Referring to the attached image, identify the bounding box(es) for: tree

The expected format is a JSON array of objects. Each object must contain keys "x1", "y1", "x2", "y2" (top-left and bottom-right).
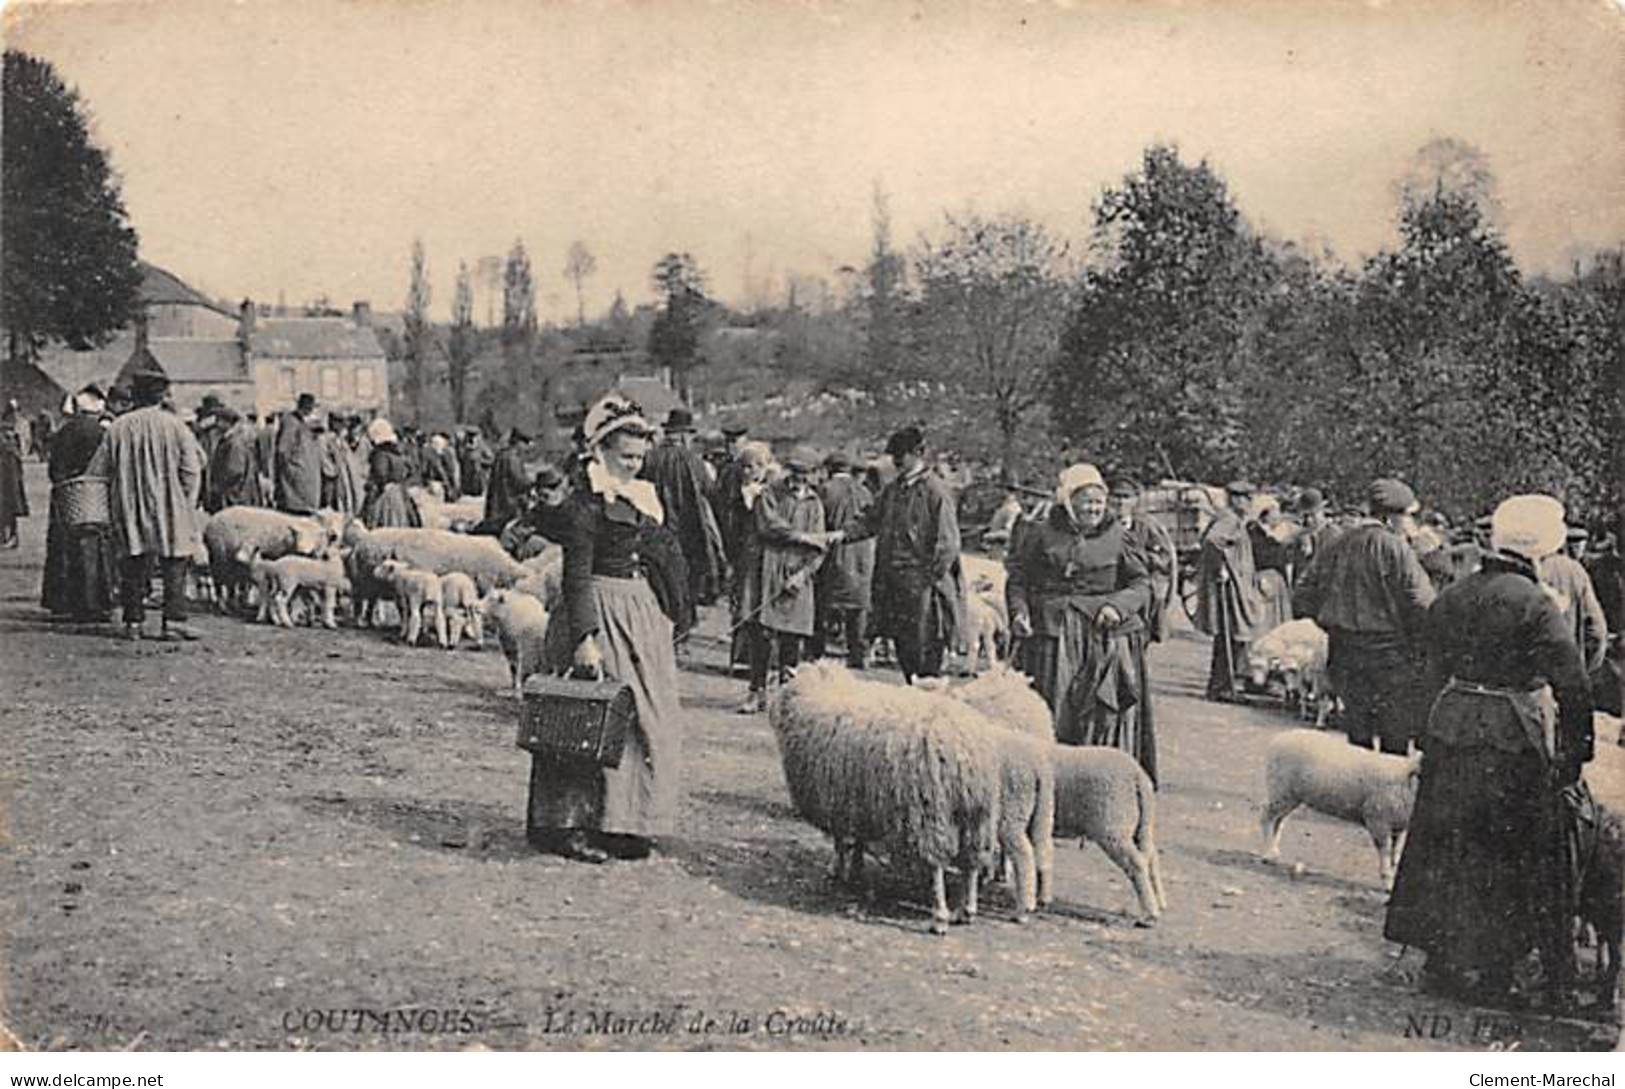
[
  {"x1": 447, "y1": 260, "x2": 476, "y2": 424},
  {"x1": 1, "y1": 50, "x2": 142, "y2": 367},
  {"x1": 1053, "y1": 145, "x2": 1275, "y2": 482},
  {"x1": 502, "y1": 238, "x2": 540, "y2": 427},
  {"x1": 402, "y1": 238, "x2": 433, "y2": 426},
  {"x1": 859, "y1": 182, "x2": 909, "y2": 388},
  {"x1": 913, "y1": 212, "x2": 1069, "y2": 481},
  {"x1": 648, "y1": 253, "x2": 711, "y2": 404},
  {"x1": 563, "y1": 241, "x2": 597, "y2": 328}
]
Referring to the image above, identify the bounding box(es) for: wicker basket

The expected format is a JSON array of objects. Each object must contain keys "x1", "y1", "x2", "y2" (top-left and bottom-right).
[{"x1": 54, "y1": 475, "x2": 111, "y2": 527}]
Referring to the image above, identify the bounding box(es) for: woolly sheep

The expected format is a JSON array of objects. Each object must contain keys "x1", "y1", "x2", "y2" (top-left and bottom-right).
[
  {"x1": 203, "y1": 507, "x2": 331, "y2": 610},
  {"x1": 374, "y1": 559, "x2": 448, "y2": 648},
  {"x1": 410, "y1": 485, "x2": 487, "y2": 533},
  {"x1": 483, "y1": 589, "x2": 550, "y2": 697},
  {"x1": 1248, "y1": 619, "x2": 1334, "y2": 724},
  {"x1": 343, "y1": 523, "x2": 528, "y2": 626},
  {"x1": 439, "y1": 571, "x2": 485, "y2": 649},
  {"x1": 770, "y1": 661, "x2": 1045, "y2": 933},
  {"x1": 510, "y1": 545, "x2": 564, "y2": 610},
  {"x1": 946, "y1": 668, "x2": 1056, "y2": 916},
  {"x1": 1260, "y1": 728, "x2": 1421, "y2": 888},
  {"x1": 951, "y1": 668, "x2": 1167, "y2": 925},
  {"x1": 963, "y1": 590, "x2": 1009, "y2": 674}
]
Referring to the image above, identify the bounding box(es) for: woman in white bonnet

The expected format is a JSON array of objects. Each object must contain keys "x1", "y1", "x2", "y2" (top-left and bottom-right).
[
  {"x1": 1385, "y1": 494, "x2": 1595, "y2": 1012},
  {"x1": 529, "y1": 395, "x2": 685, "y2": 864}
]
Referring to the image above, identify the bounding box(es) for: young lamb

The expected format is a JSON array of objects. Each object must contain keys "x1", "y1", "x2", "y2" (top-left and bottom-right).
[
  {"x1": 374, "y1": 559, "x2": 448, "y2": 647},
  {"x1": 1247, "y1": 618, "x2": 1333, "y2": 725},
  {"x1": 952, "y1": 668, "x2": 1166, "y2": 925},
  {"x1": 770, "y1": 661, "x2": 1045, "y2": 934},
  {"x1": 238, "y1": 548, "x2": 352, "y2": 629},
  {"x1": 1260, "y1": 728, "x2": 1421, "y2": 888},
  {"x1": 204, "y1": 507, "x2": 329, "y2": 612},
  {"x1": 964, "y1": 590, "x2": 1009, "y2": 674},
  {"x1": 483, "y1": 589, "x2": 551, "y2": 696},
  {"x1": 344, "y1": 523, "x2": 528, "y2": 626},
  {"x1": 439, "y1": 571, "x2": 485, "y2": 649}
]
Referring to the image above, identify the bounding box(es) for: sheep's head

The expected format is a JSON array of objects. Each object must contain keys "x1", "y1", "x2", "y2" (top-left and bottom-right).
[
  {"x1": 290, "y1": 523, "x2": 323, "y2": 556},
  {"x1": 375, "y1": 559, "x2": 410, "y2": 583},
  {"x1": 234, "y1": 545, "x2": 259, "y2": 566}
]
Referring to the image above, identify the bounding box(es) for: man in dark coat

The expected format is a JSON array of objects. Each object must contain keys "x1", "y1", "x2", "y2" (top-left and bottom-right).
[
  {"x1": 1194, "y1": 481, "x2": 1270, "y2": 701},
  {"x1": 480, "y1": 427, "x2": 532, "y2": 535},
  {"x1": 207, "y1": 407, "x2": 264, "y2": 512},
  {"x1": 641, "y1": 407, "x2": 726, "y2": 607},
  {"x1": 1288, "y1": 488, "x2": 1342, "y2": 591},
  {"x1": 814, "y1": 451, "x2": 875, "y2": 665},
  {"x1": 274, "y1": 393, "x2": 324, "y2": 515},
  {"x1": 713, "y1": 423, "x2": 752, "y2": 569},
  {"x1": 1111, "y1": 477, "x2": 1176, "y2": 643},
  {"x1": 458, "y1": 428, "x2": 494, "y2": 497},
  {"x1": 1294, "y1": 478, "x2": 1436, "y2": 754},
  {"x1": 843, "y1": 427, "x2": 963, "y2": 685},
  {"x1": 1385, "y1": 494, "x2": 1592, "y2": 1011}
]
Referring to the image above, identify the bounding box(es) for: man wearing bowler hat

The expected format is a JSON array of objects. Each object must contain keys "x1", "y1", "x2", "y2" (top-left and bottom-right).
[
  {"x1": 1294, "y1": 477, "x2": 1436, "y2": 754},
  {"x1": 85, "y1": 355, "x2": 206, "y2": 641},
  {"x1": 274, "y1": 392, "x2": 324, "y2": 516}
]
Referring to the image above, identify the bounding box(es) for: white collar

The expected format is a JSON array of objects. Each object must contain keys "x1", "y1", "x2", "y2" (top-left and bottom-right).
[{"x1": 587, "y1": 459, "x2": 664, "y2": 524}]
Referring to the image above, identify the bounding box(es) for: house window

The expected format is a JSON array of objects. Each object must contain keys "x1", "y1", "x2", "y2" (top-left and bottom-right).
[
  {"x1": 320, "y1": 366, "x2": 341, "y2": 399},
  {"x1": 279, "y1": 367, "x2": 297, "y2": 398},
  {"x1": 355, "y1": 365, "x2": 376, "y2": 399}
]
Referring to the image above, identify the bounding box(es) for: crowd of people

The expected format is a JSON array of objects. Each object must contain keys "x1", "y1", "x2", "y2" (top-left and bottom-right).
[{"x1": 12, "y1": 375, "x2": 1623, "y2": 1014}]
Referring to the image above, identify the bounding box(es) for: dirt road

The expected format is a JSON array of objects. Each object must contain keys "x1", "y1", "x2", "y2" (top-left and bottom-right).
[{"x1": 2, "y1": 462, "x2": 1618, "y2": 1051}]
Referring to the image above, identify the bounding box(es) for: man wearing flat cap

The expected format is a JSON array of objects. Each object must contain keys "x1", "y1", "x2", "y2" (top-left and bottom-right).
[
  {"x1": 1386, "y1": 494, "x2": 1592, "y2": 1010},
  {"x1": 814, "y1": 451, "x2": 875, "y2": 667},
  {"x1": 1293, "y1": 477, "x2": 1435, "y2": 754},
  {"x1": 641, "y1": 406, "x2": 725, "y2": 608},
  {"x1": 1194, "y1": 480, "x2": 1274, "y2": 701},
  {"x1": 837, "y1": 426, "x2": 963, "y2": 685},
  {"x1": 1537, "y1": 521, "x2": 1609, "y2": 678},
  {"x1": 1111, "y1": 477, "x2": 1176, "y2": 643},
  {"x1": 85, "y1": 356, "x2": 206, "y2": 640},
  {"x1": 274, "y1": 392, "x2": 323, "y2": 516}
]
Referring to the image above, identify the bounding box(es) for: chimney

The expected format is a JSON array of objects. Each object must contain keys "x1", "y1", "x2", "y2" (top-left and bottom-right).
[
  {"x1": 352, "y1": 301, "x2": 372, "y2": 328},
  {"x1": 133, "y1": 313, "x2": 149, "y2": 354},
  {"x1": 238, "y1": 299, "x2": 256, "y2": 341}
]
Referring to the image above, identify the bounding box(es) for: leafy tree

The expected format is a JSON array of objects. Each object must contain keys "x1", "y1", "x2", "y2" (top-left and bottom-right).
[
  {"x1": 913, "y1": 212, "x2": 1069, "y2": 481},
  {"x1": 447, "y1": 260, "x2": 476, "y2": 424},
  {"x1": 402, "y1": 238, "x2": 433, "y2": 425},
  {"x1": 1, "y1": 50, "x2": 142, "y2": 367},
  {"x1": 857, "y1": 182, "x2": 909, "y2": 390},
  {"x1": 648, "y1": 252, "x2": 711, "y2": 403},
  {"x1": 502, "y1": 239, "x2": 543, "y2": 432},
  {"x1": 563, "y1": 241, "x2": 597, "y2": 328},
  {"x1": 1053, "y1": 144, "x2": 1274, "y2": 482}
]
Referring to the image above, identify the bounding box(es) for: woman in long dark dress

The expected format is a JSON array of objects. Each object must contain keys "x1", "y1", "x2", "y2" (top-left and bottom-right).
[
  {"x1": 40, "y1": 387, "x2": 116, "y2": 620},
  {"x1": 0, "y1": 400, "x2": 28, "y2": 549},
  {"x1": 359, "y1": 418, "x2": 422, "y2": 529},
  {"x1": 531, "y1": 395, "x2": 686, "y2": 864},
  {"x1": 1007, "y1": 463, "x2": 1158, "y2": 784},
  {"x1": 1385, "y1": 494, "x2": 1593, "y2": 1011}
]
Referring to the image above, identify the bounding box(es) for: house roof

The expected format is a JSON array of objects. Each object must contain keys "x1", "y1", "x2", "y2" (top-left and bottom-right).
[
  {"x1": 251, "y1": 318, "x2": 386, "y2": 360},
  {"x1": 147, "y1": 338, "x2": 248, "y2": 383},
  {"x1": 139, "y1": 261, "x2": 234, "y2": 316}
]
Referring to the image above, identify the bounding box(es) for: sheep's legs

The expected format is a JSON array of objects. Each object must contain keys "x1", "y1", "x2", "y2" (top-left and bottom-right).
[
  {"x1": 1003, "y1": 836, "x2": 1037, "y2": 921},
  {"x1": 1370, "y1": 824, "x2": 1402, "y2": 890},
  {"x1": 929, "y1": 867, "x2": 951, "y2": 935},
  {"x1": 1147, "y1": 842, "x2": 1169, "y2": 913},
  {"x1": 403, "y1": 601, "x2": 422, "y2": 646},
  {"x1": 1102, "y1": 840, "x2": 1161, "y2": 926},
  {"x1": 446, "y1": 612, "x2": 466, "y2": 648},
  {"x1": 952, "y1": 866, "x2": 981, "y2": 925},
  {"x1": 1260, "y1": 798, "x2": 1298, "y2": 859},
  {"x1": 320, "y1": 585, "x2": 338, "y2": 629}
]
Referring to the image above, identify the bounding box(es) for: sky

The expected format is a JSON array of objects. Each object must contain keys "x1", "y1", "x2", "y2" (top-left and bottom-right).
[{"x1": 6, "y1": 0, "x2": 1623, "y2": 324}]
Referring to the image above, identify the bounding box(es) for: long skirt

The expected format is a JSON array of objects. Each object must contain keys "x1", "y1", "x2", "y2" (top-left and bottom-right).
[
  {"x1": 531, "y1": 575, "x2": 684, "y2": 837},
  {"x1": 363, "y1": 483, "x2": 422, "y2": 529},
  {"x1": 40, "y1": 498, "x2": 116, "y2": 619},
  {"x1": 1384, "y1": 742, "x2": 1569, "y2": 977},
  {"x1": 1018, "y1": 611, "x2": 1158, "y2": 786}
]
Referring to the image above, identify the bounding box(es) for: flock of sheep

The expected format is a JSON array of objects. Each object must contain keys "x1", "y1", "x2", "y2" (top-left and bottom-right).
[{"x1": 183, "y1": 499, "x2": 1617, "y2": 995}]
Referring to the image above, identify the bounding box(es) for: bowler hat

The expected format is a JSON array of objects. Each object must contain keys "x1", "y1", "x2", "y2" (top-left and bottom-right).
[
  {"x1": 295, "y1": 392, "x2": 318, "y2": 414},
  {"x1": 1368, "y1": 478, "x2": 1419, "y2": 515},
  {"x1": 1294, "y1": 487, "x2": 1326, "y2": 513},
  {"x1": 665, "y1": 406, "x2": 697, "y2": 432},
  {"x1": 885, "y1": 426, "x2": 925, "y2": 458}
]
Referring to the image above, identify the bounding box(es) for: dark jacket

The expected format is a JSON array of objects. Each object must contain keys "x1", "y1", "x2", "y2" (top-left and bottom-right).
[
  {"x1": 207, "y1": 420, "x2": 264, "y2": 511},
  {"x1": 1294, "y1": 521, "x2": 1434, "y2": 649},
  {"x1": 1007, "y1": 508, "x2": 1150, "y2": 638},
  {"x1": 273, "y1": 413, "x2": 323, "y2": 515},
  {"x1": 558, "y1": 490, "x2": 691, "y2": 643},
  {"x1": 482, "y1": 445, "x2": 530, "y2": 533}
]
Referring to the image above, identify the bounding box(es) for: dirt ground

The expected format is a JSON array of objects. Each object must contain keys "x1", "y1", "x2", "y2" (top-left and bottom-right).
[{"x1": 2, "y1": 460, "x2": 1619, "y2": 1052}]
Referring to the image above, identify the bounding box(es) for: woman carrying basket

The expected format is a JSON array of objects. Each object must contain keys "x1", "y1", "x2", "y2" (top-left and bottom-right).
[
  {"x1": 531, "y1": 395, "x2": 687, "y2": 864},
  {"x1": 41, "y1": 385, "x2": 116, "y2": 621}
]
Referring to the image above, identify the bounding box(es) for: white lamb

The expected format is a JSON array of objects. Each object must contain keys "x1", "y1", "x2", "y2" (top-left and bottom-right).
[
  {"x1": 1260, "y1": 728, "x2": 1421, "y2": 888},
  {"x1": 963, "y1": 589, "x2": 1009, "y2": 673},
  {"x1": 439, "y1": 571, "x2": 485, "y2": 649},
  {"x1": 769, "y1": 662, "x2": 1050, "y2": 933},
  {"x1": 483, "y1": 589, "x2": 551, "y2": 697},
  {"x1": 953, "y1": 668, "x2": 1167, "y2": 925},
  {"x1": 1247, "y1": 618, "x2": 1333, "y2": 724},
  {"x1": 203, "y1": 506, "x2": 332, "y2": 611},
  {"x1": 374, "y1": 559, "x2": 448, "y2": 648},
  {"x1": 238, "y1": 548, "x2": 352, "y2": 629},
  {"x1": 344, "y1": 523, "x2": 529, "y2": 626}
]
